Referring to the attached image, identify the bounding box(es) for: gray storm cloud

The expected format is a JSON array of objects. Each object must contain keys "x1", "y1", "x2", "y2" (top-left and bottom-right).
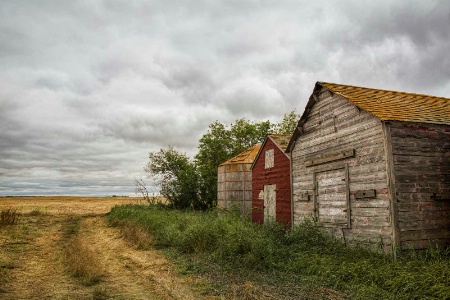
[{"x1": 0, "y1": 0, "x2": 449, "y2": 195}]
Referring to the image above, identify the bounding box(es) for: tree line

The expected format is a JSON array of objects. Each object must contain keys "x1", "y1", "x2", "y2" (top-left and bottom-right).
[{"x1": 138, "y1": 110, "x2": 300, "y2": 209}]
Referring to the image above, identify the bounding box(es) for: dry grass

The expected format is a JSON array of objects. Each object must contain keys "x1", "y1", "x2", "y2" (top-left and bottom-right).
[
  {"x1": 0, "y1": 196, "x2": 141, "y2": 215},
  {"x1": 65, "y1": 235, "x2": 104, "y2": 286},
  {"x1": 63, "y1": 217, "x2": 104, "y2": 286},
  {"x1": 229, "y1": 281, "x2": 275, "y2": 300},
  {"x1": 120, "y1": 222, "x2": 154, "y2": 250},
  {"x1": 0, "y1": 197, "x2": 207, "y2": 299},
  {"x1": 0, "y1": 208, "x2": 19, "y2": 227}
]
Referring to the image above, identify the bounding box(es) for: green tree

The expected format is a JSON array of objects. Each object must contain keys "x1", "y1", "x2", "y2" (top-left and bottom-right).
[
  {"x1": 143, "y1": 111, "x2": 301, "y2": 210},
  {"x1": 195, "y1": 118, "x2": 274, "y2": 207},
  {"x1": 274, "y1": 110, "x2": 301, "y2": 135},
  {"x1": 144, "y1": 146, "x2": 202, "y2": 209},
  {"x1": 230, "y1": 118, "x2": 273, "y2": 155},
  {"x1": 194, "y1": 121, "x2": 232, "y2": 204}
]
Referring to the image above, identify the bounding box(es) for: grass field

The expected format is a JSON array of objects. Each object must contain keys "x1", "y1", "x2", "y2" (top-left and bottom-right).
[
  {"x1": 0, "y1": 196, "x2": 142, "y2": 215},
  {"x1": 2, "y1": 197, "x2": 449, "y2": 299},
  {"x1": 0, "y1": 196, "x2": 208, "y2": 300},
  {"x1": 107, "y1": 204, "x2": 450, "y2": 300}
]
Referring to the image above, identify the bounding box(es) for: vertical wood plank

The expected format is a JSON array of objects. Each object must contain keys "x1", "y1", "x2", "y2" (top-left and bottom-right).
[
  {"x1": 313, "y1": 172, "x2": 318, "y2": 222},
  {"x1": 382, "y1": 121, "x2": 399, "y2": 255},
  {"x1": 345, "y1": 163, "x2": 351, "y2": 228},
  {"x1": 290, "y1": 150, "x2": 295, "y2": 228}
]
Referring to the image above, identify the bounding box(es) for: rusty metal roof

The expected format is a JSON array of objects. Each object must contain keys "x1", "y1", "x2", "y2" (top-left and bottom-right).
[
  {"x1": 219, "y1": 144, "x2": 261, "y2": 166},
  {"x1": 268, "y1": 134, "x2": 291, "y2": 152},
  {"x1": 320, "y1": 82, "x2": 450, "y2": 125}
]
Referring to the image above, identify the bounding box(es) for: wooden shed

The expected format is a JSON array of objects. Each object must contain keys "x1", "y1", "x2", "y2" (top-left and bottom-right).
[
  {"x1": 217, "y1": 145, "x2": 261, "y2": 217},
  {"x1": 251, "y1": 134, "x2": 292, "y2": 226},
  {"x1": 286, "y1": 82, "x2": 450, "y2": 252}
]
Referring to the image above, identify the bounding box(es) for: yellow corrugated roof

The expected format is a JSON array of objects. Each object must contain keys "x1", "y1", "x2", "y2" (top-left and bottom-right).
[
  {"x1": 320, "y1": 82, "x2": 450, "y2": 125},
  {"x1": 219, "y1": 144, "x2": 261, "y2": 165}
]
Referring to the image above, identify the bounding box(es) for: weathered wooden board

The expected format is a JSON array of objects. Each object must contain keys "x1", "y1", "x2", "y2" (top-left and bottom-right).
[
  {"x1": 400, "y1": 238, "x2": 449, "y2": 250},
  {"x1": 397, "y1": 201, "x2": 450, "y2": 210},
  {"x1": 398, "y1": 219, "x2": 449, "y2": 231},
  {"x1": 355, "y1": 189, "x2": 376, "y2": 199},
  {"x1": 351, "y1": 207, "x2": 390, "y2": 217},
  {"x1": 351, "y1": 216, "x2": 391, "y2": 227},
  {"x1": 291, "y1": 89, "x2": 407, "y2": 250},
  {"x1": 306, "y1": 150, "x2": 355, "y2": 167},
  {"x1": 350, "y1": 199, "x2": 390, "y2": 208}
]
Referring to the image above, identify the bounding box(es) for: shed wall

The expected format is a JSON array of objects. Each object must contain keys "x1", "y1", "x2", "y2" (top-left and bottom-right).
[
  {"x1": 388, "y1": 121, "x2": 450, "y2": 250},
  {"x1": 291, "y1": 88, "x2": 393, "y2": 251},
  {"x1": 217, "y1": 163, "x2": 252, "y2": 217},
  {"x1": 252, "y1": 138, "x2": 291, "y2": 225}
]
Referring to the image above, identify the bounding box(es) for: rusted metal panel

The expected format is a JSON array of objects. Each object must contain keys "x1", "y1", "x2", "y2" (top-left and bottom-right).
[{"x1": 219, "y1": 145, "x2": 261, "y2": 166}]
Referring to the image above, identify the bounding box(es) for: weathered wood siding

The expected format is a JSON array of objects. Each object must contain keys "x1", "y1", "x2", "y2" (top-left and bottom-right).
[
  {"x1": 217, "y1": 163, "x2": 252, "y2": 217},
  {"x1": 252, "y1": 138, "x2": 291, "y2": 225},
  {"x1": 291, "y1": 87, "x2": 393, "y2": 251},
  {"x1": 388, "y1": 121, "x2": 450, "y2": 250}
]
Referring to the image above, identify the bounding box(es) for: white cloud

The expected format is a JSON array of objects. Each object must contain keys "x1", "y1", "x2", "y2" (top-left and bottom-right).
[{"x1": 0, "y1": 0, "x2": 448, "y2": 195}]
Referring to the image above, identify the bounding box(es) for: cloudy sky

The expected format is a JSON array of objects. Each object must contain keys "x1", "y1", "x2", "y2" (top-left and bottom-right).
[{"x1": 1, "y1": 1, "x2": 449, "y2": 196}]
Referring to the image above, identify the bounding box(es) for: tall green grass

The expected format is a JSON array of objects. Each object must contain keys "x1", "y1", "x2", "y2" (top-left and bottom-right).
[{"x1": 107, "y1": 204, "x2": 450, "y2": 299}]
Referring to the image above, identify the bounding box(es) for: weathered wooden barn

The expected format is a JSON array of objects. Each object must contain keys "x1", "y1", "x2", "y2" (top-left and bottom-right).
[
  {"x1": 286, "y1": 82, "x2": 450, "y2": 252},
  {"x1": 217, "y1": 145, "x2": 261, "y2": 217},
  {"x1": 251, "y1": 134, "x2": 292, "y2": 226}
]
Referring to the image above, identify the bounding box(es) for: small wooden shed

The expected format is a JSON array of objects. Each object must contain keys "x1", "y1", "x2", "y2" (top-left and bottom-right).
[
  {"x1": 251, "y1": 134, "x2": 292, "y2": 226},
  {"x1": 217, "y1": 145, "x2": 261, "y2": 217},
  {"x1": 286, "y1": 82, "x2": 450, "y2": 252}
]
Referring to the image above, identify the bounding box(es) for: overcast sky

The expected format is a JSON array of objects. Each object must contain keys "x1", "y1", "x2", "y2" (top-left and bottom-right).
[{"x1": 1, "y1": 0, "x2": 449, "y2": 196}]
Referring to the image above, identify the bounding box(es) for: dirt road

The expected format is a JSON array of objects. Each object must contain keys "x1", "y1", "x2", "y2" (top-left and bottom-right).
[{"x1": 0, "y1": 197, "x2": 210, "y2": 300}]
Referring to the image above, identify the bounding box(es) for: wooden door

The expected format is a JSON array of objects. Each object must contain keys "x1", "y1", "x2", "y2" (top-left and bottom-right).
[
  {"x1": 315, "y1": 168, "x2": 348, "y2": 226},
  {"x1": 264, "y1": 184, "x2": 276, "y2": 222}
]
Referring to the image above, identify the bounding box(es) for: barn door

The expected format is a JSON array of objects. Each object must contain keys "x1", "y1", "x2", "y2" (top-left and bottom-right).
[
  {"x1": 264, "y1": 184, "x2": 276, "y2": 222},
  {"x1": 314, "y1": 167, "x2": 350, "y2": 227}
]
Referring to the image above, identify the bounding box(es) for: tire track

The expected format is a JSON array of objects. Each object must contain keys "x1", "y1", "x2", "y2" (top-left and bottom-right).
[
  {"x1": 3, "y1": 215, "x2": 92, "y2": 300},
  {"x1": 78, "y1": 216, "x2": 204, "y2": 300}
]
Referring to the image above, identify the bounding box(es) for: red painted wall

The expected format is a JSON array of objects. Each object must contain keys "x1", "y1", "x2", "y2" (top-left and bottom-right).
[{"x1": 251, "y1": 138, "x2": 291, "y2": 226}]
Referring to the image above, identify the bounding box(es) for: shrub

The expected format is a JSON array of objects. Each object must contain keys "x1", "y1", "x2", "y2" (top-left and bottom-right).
[{"x1": 0, "y1": 208, "x2": 19, "y2": 226}]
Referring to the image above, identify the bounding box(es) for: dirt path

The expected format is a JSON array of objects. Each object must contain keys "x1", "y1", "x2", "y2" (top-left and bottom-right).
[
  {"x1": 78, "y1": 216, "x2": 201, "y2": 300},
  {"x1": 0, "y1": 197, "x2": 211, "y2": 300},
  {"x1": 1, "y1": 214, "x2": 92, "y2": 299}
]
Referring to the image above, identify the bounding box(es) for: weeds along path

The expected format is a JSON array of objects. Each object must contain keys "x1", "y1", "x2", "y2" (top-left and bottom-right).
[{"x1": 78, "y1": 216, "x2": 203, "y2": 300}]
